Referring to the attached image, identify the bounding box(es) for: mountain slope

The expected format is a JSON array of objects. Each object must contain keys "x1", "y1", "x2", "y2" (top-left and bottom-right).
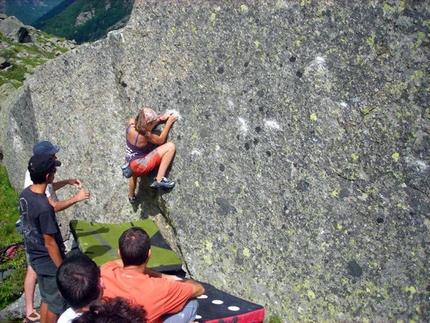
[
  {"x1": 32, "y1": 0, "x2": 134, "y2": 44},
  {"x1": 0, "y1": 14, "x2": 76, "y2": 103},
  {"x1": 0, "y1": 0, "x2": 64, "y2": 25}
]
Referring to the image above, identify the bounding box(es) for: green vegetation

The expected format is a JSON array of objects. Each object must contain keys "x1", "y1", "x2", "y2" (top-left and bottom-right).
[
  {"x1": 32, "y1": 0, "x2": 78, "y2": 22},
  {"x1": 1, "y1": 65, "x2": 27, "y2": 87},
  {"x1": 0, "y1": 33, "x2": 69, "y2": 88},
  {"x1": 33, "y1": 0, "x2": 133, "y2": 44},
  {"x1": 268, "y1": 316, "x2": 282, "y2": 323},
  {"x1": 0, "y1": 165, "x2": 25, "y2": 311},
  {"x1": 2, "y1": 0, "x2": 65, "y2": 25}
]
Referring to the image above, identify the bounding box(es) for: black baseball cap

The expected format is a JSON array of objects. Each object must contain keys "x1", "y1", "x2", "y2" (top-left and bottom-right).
[{"x1": 28, "y1": 153, "x2": 61, "y2": 175}]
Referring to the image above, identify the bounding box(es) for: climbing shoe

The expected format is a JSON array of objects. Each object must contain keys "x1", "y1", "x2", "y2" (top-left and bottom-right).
[{"x1": 150, "y1": 177, "x2": 175, "y2": 189}]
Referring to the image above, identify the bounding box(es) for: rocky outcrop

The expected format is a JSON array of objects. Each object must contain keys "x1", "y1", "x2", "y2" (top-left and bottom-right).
[
  {"x1": 0, "y1": 1, "x2": 429, "y2": 322},
  {"x1": 75, "y1": 10, "x2": 95, "y2": 26},
  {"x1": 0, "y1": 15, "x2": 77, "y2": 109},
  {"x1": 0, "y1": 14, "x2": 59, "y2": 45},
  {"x1": 0, "y1": 15, "x2": 32, "y2": 43},
  {"x1": 0, "y1": 15, "x2": 77, "y2": 49}
]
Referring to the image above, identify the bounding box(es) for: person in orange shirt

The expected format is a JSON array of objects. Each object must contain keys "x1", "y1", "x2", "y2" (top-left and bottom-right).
[{"x1": 100, "y1": 227, "x2": 205, "y2": 323}]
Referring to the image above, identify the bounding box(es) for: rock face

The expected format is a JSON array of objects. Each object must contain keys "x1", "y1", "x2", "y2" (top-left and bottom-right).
[
  {"x1": 1, "y1": 1, "x2": 429, "y2": 322},
  {"x1": 75, "y1": 10, "x2": 95, "y2": 26},
  {"x1": 0, "y1": 15, "x2": 32, "y2": 42}
]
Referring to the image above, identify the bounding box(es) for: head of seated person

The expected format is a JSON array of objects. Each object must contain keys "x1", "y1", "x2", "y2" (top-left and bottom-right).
[
  {"x1": 71, "y1": 297, "x2": 147, "y2": 323},
  {"x1": 119, "y1": 227, "x2": 151, "y2": 267},
  {"x1": 56, "y1": 253, "x2": 102, "y2": 311}
]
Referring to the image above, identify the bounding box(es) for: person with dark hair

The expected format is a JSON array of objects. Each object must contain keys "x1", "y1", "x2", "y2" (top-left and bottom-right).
[
  {"x1": 24, "y1": 141, "x2": 90, "y2": 212},
  {"x1": 19, "y1": 154, "x2": 67, "y2": 323},
  {"x1": 21, "y1": 141, "x2": 90, "y2": 323},
  {"x1": 56, "y1": 254, "x2": 104, "y2": 323},
  {"x1": 101, "y1": 227, "x2": 204, "y2": 323},
  {"x1": 71, "y1": 297, "x2": 147, "y2": 323},
  {"x1": 125, "y1": 108, "x2": 178, "y2": 203}
]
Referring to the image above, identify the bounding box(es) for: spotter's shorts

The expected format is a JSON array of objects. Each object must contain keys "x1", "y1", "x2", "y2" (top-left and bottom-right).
[{"x1": 36, "y1": 273, "x2": 67, "y2": 314}]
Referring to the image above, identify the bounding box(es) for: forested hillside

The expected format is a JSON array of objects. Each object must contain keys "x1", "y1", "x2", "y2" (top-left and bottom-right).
[
  {"x1": 32, "y1": 0, "x2": 134, "y2": 44},
  {"x1": 0, "y1": 0, "x2": 64, "y2": 25}
]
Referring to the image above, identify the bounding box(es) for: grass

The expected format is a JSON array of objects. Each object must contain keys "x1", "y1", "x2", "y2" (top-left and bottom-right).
[
  {"x1": 0, "y1": 32, "x2": 71, "y2": 88},
  {"x1": 0, "y1": 165, "x2": 21, "y2": 245},
  {"x1": 0, "y1": 164, "x2": 26, "y2": 311},
  {"x1": 0, "y1": 65, "x2": 27, "y2": 87}
]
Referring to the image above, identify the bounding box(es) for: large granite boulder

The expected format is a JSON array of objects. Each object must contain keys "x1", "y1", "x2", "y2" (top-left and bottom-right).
[
  {"x1": 0, "y1": 15, "x2": 32, "y2": 43},
  {"x1": 1, "y1": 1, "x2": 429, "y2": 322}
]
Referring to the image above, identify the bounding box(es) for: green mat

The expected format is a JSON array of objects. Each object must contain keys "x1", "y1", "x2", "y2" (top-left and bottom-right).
[{"x1": 69, "y1": 219, "x2": 182, "y2": 272}]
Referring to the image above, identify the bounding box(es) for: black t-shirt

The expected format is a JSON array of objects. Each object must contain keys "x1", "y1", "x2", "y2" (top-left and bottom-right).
[{"x1": 19, "y1": 186, "x2": 65, "y2": 274}]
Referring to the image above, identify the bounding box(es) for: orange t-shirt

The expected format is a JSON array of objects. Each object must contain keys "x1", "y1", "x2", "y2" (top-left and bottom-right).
[{"x1": 100, "y1": 261, "x2": 194, "y2": 323}]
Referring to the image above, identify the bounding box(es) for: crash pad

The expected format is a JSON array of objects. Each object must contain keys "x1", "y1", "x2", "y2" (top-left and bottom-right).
[
  {"x1": 69, "y1": 219, "x2": 182, "y2": 272},
  {"x1": 196, "y1": 282, "x2": 265, "y2": 323},
  {"x1": 70, "y1": 220, "x2": 265, "y2": 322}
]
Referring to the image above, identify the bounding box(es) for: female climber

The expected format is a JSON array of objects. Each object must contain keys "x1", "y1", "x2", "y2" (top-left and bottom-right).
[{"x1": 125, "y1": 108, "x2": 178, "y2": 203}]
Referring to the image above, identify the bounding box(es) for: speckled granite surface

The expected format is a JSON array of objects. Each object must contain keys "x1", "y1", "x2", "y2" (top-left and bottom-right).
[{"x1": 1, "y1": 1, "x2": 428, "y2": 322}]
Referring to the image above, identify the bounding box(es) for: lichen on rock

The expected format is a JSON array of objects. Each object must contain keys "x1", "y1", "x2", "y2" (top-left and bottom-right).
[{"x1": 0, "y1": 1, "x2": 429, "y2": 322}]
